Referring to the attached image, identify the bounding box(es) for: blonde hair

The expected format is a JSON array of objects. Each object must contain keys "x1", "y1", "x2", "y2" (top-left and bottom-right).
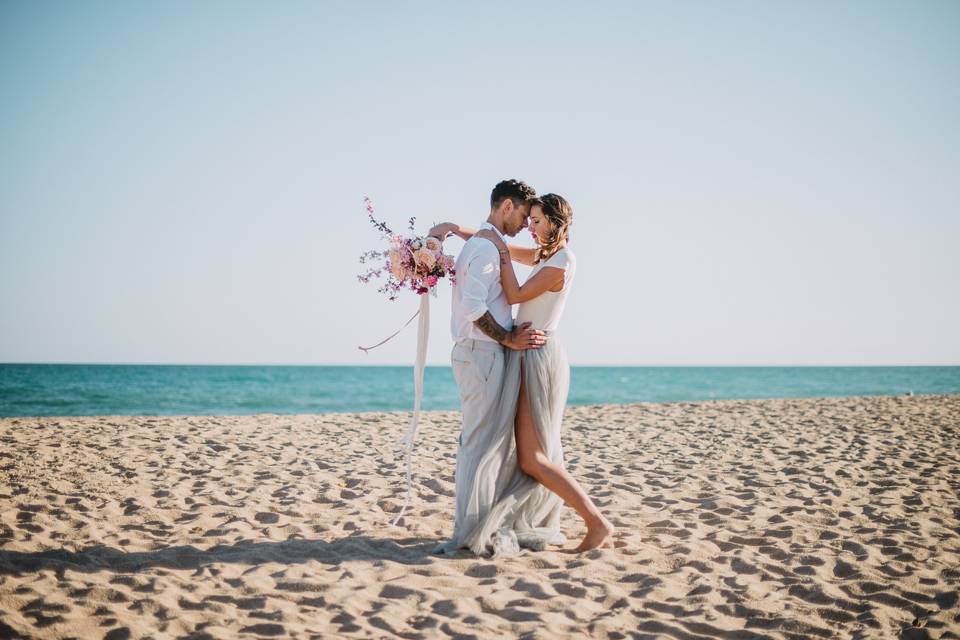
[{"x1": 533, "y1": 193, "x2": 573, "y2": 264}]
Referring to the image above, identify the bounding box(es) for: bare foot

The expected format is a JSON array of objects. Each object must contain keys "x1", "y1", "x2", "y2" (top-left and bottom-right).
[{"x1": 570, "y1": 517, "x2": 616, "y2": 553}]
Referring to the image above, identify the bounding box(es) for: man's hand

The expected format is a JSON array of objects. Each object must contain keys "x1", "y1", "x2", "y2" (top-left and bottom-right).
[{"x1": 502, "y1": 321, "x2": 547, "y2": 351}]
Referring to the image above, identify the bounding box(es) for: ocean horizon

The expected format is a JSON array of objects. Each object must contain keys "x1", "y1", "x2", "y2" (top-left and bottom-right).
[{"x1": 1, "y1": 363, "x2": 958, "y2": 417}]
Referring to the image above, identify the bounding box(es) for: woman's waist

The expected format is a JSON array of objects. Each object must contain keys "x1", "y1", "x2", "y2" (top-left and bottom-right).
[
  {"x1": 514, "y1": 333, "x2": 567, "y2": 359},
  {"x1": 515, "y1": 308, "x2": 563, "y2": 331},
  {"x1": 521, "y1": 328, "x2": 562, "y2": 345},
  {"x1": 513, "y1": 318, "x2": 560, "y2": 334},
  {"x1": 512, "y1": 319, "x2": 555, "y2": 334}
]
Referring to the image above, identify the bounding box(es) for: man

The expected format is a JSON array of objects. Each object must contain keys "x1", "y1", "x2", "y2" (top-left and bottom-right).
[{"x1": 428, "y1": 179, "x2": 547, "y2": 555}]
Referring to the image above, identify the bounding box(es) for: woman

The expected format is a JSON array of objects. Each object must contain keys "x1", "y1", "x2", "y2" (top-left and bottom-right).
[{"x1": 433, "y1": 194, "x2": 616, "y2": 556}]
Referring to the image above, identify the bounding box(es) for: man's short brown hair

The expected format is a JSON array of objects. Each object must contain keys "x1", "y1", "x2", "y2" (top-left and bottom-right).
[{"x1": 490, "y1": 179, "x2": 536, "y2": 209}]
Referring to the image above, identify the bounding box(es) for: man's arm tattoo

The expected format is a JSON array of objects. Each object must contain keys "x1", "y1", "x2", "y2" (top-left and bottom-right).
[{"x1": 473, "y1": 311, "x2": 509, "y2": 344}]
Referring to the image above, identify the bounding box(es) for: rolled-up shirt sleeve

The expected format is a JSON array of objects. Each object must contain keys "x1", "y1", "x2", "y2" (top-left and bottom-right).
[{"x1": 461, "y1": 244, "x2": 500, "y2": 322}]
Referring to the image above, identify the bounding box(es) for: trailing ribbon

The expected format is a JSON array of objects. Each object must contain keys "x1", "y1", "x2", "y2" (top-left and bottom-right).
[
  {"x1": 355, "y1": 296, "x2": 430, "y2": 526},
  {"x1": 357, "y1": 308, "x2": 421, "y2": 353},
  {"x1": 390, "y1": 293, "x2": 429, "y2": 526}
]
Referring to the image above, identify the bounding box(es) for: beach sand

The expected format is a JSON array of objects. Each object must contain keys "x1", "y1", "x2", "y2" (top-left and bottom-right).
[{"x1": 1, "y1": 394, "x2": 958, "y2": 639}]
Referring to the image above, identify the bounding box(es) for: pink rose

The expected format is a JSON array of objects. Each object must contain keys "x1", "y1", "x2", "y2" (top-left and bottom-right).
[
  {"x1": 424, "y1": 236, "x2": 442, "y2": 252},
  {"x1": 413, "y1": 247, "x2": 436, "y2": 270},
  {"x1": 425, "y1": 275, "x2": 439, "y2": 287}
]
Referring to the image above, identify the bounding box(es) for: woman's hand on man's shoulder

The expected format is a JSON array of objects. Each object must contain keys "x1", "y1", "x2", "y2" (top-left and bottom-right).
[{"x1": 474, "y1": 229, "x2": 507, "y2": 252}]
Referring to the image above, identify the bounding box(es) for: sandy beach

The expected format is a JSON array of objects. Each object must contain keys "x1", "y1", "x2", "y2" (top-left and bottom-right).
[{"x1": 0, "y1": 394, "x2": 958, "y2": 639}]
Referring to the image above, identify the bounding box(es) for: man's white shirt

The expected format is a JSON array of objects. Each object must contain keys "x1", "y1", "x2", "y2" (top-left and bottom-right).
[{"x1": 450, "y1": 222, "x2": 513, "y2": 343}]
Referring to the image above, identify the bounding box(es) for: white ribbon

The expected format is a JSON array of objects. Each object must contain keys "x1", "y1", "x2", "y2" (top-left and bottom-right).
[{"x1": 390, "y1": 292, "x2": 429, "y2": 526}]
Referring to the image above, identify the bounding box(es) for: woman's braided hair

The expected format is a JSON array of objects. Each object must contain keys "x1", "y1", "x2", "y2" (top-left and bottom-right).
[{"x1": 533, "y1": 193, "x2": 573, "y2": 264}]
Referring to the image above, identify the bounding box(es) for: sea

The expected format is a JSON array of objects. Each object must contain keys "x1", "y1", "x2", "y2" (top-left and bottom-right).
[{"x1": 0, "y1": 364, "x2": 958, "y2": 417}]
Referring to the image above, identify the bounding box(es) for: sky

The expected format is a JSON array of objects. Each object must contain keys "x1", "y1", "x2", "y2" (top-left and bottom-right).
[{"x1": 1, "y1": 1, "x2": 958, "y2": 366}]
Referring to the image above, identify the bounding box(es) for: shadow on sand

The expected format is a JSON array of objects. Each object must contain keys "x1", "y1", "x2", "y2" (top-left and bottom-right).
[{"x1": 0, "y1": 535, "x2": 445, "y2": 576}]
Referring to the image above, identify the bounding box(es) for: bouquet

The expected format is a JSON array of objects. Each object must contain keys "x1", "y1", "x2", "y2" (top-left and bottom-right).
[
  {"x1": 356, "y1": 196, "x2": 455, "y2": 526},
  {"x1": 358, "y1": 197, "x2": 456, "y2": 300}
]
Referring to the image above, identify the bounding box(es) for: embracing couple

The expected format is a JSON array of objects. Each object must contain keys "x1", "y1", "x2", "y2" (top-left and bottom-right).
[{"x1": 428, "y1": 179, "x2": 616, "y2": 558}]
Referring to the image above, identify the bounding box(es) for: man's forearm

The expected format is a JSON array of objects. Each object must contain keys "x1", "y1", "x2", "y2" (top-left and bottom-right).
[{"x1": 473, "y1": 311, "x2": 509, "y2": 344}]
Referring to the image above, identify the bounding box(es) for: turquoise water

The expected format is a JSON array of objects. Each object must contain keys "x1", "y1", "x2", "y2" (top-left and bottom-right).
[{"x1": 1, "y1": 364, "x2": 958, "y2": 417}]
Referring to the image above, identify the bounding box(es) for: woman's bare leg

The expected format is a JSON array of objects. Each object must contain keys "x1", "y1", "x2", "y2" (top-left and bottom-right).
[{"x1": 515, "y1": 361, "x2": 615, "y2": 551}]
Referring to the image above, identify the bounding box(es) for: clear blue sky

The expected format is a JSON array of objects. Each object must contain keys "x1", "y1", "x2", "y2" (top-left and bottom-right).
[{"x1": 1, "y1": 1, "x2": 958, "y2": 365}]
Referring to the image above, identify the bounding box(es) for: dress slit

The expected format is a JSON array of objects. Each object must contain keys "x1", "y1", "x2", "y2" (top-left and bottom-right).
[{"x1": 434, "y1": 340, "x2": 570, "y2": 557}]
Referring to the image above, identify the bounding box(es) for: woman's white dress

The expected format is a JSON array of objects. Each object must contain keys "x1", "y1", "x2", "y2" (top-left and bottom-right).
[{"x1": 434, "y1": 247, "x2": 577, "y2": 558}]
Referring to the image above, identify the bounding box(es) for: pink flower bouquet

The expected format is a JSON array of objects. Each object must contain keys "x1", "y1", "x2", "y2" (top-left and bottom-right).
[{"x1": 358, "y1": 197, "x2": 456, "y2": 300}]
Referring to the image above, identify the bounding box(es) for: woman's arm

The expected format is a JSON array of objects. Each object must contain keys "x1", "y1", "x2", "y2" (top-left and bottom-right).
[
  {"x1": 475, "y1": 230, "x2": 564, "y2": 304},
  {"x1": 429, "y1": 222, "x2": 537, "y2": 265},
  {"x1": 500, "y1": 259, "x2": 565, "y2": 304},
  {"x1": 428, "y1": 222, "x2": 475, "y2": 242},
  {"x1": 506, "y1": 244, "x2": 537, "y2": 266},
  {"x1": 452, "y1": 225, "x2": 476, "y2": 241}
]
